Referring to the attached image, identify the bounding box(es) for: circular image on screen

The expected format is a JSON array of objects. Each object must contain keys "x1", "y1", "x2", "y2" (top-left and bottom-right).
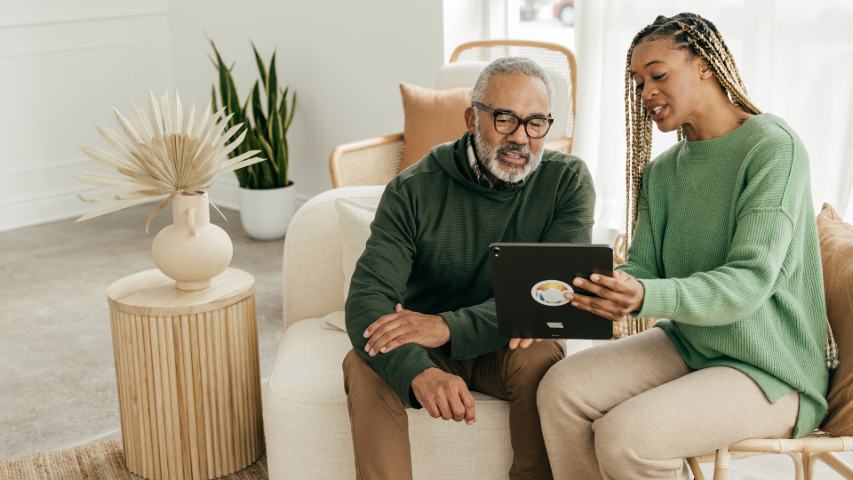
[{"x1": 531, "y1": 280, "x2": 573, "y2": 307}]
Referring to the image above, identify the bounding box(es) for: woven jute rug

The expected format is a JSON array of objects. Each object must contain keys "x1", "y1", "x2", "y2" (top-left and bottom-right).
[{"x1": 0, "y1": 439, "x2": 268, "y2": 479}]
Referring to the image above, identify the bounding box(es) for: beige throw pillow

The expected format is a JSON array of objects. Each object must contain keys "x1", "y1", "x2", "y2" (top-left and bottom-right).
[
  {"x1": 399, "y1": 83, "x2": 471, "y2": 173},
  {"x1": 321, "y1": 310, "x2": 347, "y2": 332},
  {"x1": 335, "y1": 197, "x2": 378, "y2": 303},
  {"x1": 817, "y1": 203, "x2": 853, "y2": 436}
]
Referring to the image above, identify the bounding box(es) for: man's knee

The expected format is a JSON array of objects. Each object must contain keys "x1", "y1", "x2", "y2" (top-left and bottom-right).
[
  {"x1": 342, "y1": 349, "x2": 395, "y2": 402},
  {"x1": 504, "y1": 340, "x2": 565, "y2": 393},
  {"x1": 342, "y1": 349, "x2": 365, "y2": 392}
]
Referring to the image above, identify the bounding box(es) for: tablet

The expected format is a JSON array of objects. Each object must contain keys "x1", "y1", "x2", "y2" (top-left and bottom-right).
[{"x1": 490, "y1": 243, "x2": 614, "y2": 340}]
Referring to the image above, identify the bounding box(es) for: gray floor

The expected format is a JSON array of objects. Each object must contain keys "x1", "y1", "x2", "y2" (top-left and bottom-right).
[
  {"x1": 1, "y1": 205, "x2": 851, "y2": 479},
  {"x1": 0, "y1": 204, "x2": 284, "y2": 460}
]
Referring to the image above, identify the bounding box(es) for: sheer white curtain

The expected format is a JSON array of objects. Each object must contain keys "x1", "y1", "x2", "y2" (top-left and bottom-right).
[{"x1": 573, "y1": 0, "x2": 853, "y2": 239}]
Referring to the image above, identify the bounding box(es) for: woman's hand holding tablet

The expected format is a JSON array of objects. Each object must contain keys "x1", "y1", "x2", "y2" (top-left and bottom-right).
[{"x1": 568, "y1": 271, "x2": 645, "y2": 322}]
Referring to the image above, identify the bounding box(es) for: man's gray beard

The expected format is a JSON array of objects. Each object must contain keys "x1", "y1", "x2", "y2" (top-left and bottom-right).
[{"x1": 472, "y1": 117, "x2": 542, "y2": 184}]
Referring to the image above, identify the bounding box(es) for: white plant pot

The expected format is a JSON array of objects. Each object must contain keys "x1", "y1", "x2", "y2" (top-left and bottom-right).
[{"x1": 238, "y1": 184, "x2": 296, "y2": 240}]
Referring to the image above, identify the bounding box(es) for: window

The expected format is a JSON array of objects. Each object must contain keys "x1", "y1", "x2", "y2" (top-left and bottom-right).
[{"x1": 507, "y1": 0, "x2": 576, "y2": 51}]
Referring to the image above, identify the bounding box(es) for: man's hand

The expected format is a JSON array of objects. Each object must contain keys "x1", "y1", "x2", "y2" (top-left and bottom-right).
[
  {"x1": 508, "y1": 338, "x2": 542, "y2": 349},
  {"x1": 569, "y1": 270, "x2": 645, "y2": 322},
  {"x1": 363, "y1": 304, "x2": 450, "y2": 356},
  {"x1": 411, "y1": 368, "x2": 476, "y2": 424}
]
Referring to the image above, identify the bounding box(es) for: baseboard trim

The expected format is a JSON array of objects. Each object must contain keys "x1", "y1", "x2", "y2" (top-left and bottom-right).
[
  {"x1": 1, "y1": 186, "x2": 313, "y2": 233},
  {"x1": 0, "y1": 189, "x2": 159, "y2": 233}
]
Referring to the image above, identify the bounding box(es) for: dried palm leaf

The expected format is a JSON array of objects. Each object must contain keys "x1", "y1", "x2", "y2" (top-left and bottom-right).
[{"x1": 74, "y1": 91, "x2": 264, "y2": 232}]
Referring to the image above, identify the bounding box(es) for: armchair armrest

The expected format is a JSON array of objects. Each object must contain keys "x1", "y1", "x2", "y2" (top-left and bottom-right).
[
  {"x1": 329, "y1": 133, "x2": 405, "y2": 187},
  {"x1": 545, "y1": 136, "x2": 573, "y2": 155}
]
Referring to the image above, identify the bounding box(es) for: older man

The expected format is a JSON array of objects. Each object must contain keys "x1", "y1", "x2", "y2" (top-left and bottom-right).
[{"x1": 343, "y1": 57, "x2": 595, "y2": 480}]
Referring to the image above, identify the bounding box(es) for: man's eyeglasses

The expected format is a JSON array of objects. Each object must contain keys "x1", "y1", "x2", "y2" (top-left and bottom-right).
[{"x1": 471, "y1": 102, "x2": 553, "y2": 139}]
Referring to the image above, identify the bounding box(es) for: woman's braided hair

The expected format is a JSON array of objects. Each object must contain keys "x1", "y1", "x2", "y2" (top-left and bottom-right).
[{"x1": 623, "y1": 13, "x2": 760, "y2": 249}]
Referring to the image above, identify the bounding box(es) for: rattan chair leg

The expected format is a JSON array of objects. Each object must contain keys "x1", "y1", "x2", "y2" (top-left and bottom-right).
[
  {"x1": 687, "y1": 457, "x2": 705, "y2": 480},
  {"x1": 810, "y1": 452, "x2": 853, "y2": 479},
  {"x1": 713, "y1": 448, "x2": 730, "y2": 480},
  {"x1": 802, "y1": 451, "x2": 812, "y2": 480},
  {"x1": 786, "y1": 452, "x2": 805, "y2": 480}
]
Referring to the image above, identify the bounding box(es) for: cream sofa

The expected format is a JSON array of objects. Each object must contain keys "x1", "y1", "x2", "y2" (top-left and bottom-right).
[
  {"x1": 263, "y1": 186, "x2": 599, "y2": 479},
  {"x1": 263, "y1": 186, "x2": 514, "y2": 480}
]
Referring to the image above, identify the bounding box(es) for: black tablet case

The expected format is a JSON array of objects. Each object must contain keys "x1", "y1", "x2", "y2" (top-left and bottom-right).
[{"x1": 490, "y1": 243, "x2": 614, "y2": 339}]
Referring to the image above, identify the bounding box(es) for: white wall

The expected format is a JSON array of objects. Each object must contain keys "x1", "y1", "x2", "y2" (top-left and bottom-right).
[
  {"x1": 0, "y1": 0, "x2": 173, "y2": 231},
  {"x1": 167, "y1": 0, "x2": 446, "y2": 209},
  {"x1": 442, "y1": 0, "x2": 486, "y2": 63},
  {"x1": 0, "y1": 0, "x2": 445, "y2": 231}
]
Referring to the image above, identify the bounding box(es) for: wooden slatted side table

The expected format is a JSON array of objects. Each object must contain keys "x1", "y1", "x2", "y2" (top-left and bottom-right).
[{"x1": 107, "y1": 268, "x2": 263, "y2": 480}]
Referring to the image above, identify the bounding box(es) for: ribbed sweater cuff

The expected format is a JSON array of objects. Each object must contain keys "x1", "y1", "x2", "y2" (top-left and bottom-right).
[
  {"x1": 395, "y1": 356, "x2": 437, "y2": 408},
  {"x1": 636, "y1": 278, "x2": 678, "y2": 319},
  {"x1": 440, "y1": 310, "x2": 469, "y2": 359}
]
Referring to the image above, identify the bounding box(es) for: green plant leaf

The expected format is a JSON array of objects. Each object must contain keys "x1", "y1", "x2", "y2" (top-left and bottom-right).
[
  {"x1": 277, "y1": 89, "x2": 293, "y2": 185},
  {"x1": 210, "y1": 85, "x2": 218, "y2": 112},
  {"x1": 270, "y1": 110, "x2": 284, "y2": 185},
  {"x1": 280, "y1": 131, "x2": 289, "y2": 186},
  {"x1": 224, "y1": 71, "x2": 243, "y2": 127},
  {"x1": 279, "y1": 87, "x2": 288, "y2": 131},
  {"x1": 260, "y1": 155, "x2": 275, "y2": 188},
  {"x1": 209, "y1": 39, "x2": 294, "y2": 189},
  {"x1": 250, "y1": 81, "x2": 267, "y2": 137},
  {"x1": 286, "y1": 91, "x2": 297, "y2": 131},
  {"x1": 251, "y1": 41, "x2": 268, "y2": 90},
  {"x1": 238, "y1": 97, "x2": 251, "y2": 154},
  {"x1": 256, "y1": 134, "x2": 276, "y2": 171},
  {"x1": 210, "y1": 42, "x2": 234, "y2": 117},
  {"x1": 267, "y1": 51, "x2": 278, "y2": 122}
]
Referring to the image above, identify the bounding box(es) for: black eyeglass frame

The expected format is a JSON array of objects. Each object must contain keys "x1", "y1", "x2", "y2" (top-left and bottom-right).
[{"x1": 471, "y1": 101, "x2": 554, "y2": 139}]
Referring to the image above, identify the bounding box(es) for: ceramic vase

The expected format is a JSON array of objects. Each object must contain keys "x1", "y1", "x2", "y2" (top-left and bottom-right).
[{"x1": 151, "y1": 191, "x2": 233, "y2": 290}]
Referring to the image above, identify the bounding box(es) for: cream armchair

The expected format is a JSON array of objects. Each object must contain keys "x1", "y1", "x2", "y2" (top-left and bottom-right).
[{"x1": 263, "y1": 186, "x2": 516, "y2": 480}]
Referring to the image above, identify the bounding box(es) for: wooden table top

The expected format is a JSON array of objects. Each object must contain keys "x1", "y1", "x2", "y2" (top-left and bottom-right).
[{"x1": 107, "y1": 268, "x2": 255, "y2": 315}]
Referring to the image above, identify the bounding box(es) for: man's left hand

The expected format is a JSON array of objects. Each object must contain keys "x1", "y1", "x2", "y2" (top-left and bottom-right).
[
  {"x1": 363, "y1": 304, "x2": 451, "y2": 356},
  {"x1": 508, "y1": 338, "x2": 542, "y2": 349}
]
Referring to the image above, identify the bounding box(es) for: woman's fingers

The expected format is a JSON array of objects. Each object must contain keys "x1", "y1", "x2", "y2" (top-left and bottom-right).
[
  {"x1": 568, "y1": 271, "x2": 644, "y2": 319},
  {"x1": 572, "y1": 277, "x2": 633, "y2": 308},
  {"x1": 571, "y1": 292, "x2": 628, "y2": 322},
  {"x1": 589, "y1": 273, "x2": 625, "y2": 291}
]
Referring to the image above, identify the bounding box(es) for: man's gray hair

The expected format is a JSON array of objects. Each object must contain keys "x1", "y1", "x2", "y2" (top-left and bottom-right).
[{"x1": 470, "y1": 57, "x2": 554, "y2": 109}]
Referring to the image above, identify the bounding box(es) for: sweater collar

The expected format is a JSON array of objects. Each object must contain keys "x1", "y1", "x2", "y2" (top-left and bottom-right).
[
  {"x1": 681, "y1": 113, "x2": 768, "y2": 158},
  {"x1": 444, "y1": 132, "x2": 525, "y2": 195},
  {"x1": 466, "y1": 135, "x2": 525, "y2": 191}
]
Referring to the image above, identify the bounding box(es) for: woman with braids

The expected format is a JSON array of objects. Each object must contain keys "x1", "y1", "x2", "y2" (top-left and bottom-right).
[{"x1": 536, "y1": 12, "x2": 830, "y2": 479}]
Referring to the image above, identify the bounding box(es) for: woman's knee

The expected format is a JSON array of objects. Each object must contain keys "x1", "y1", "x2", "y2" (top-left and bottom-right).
[
  {"x1": 537, "y1": 347, "x2": 614, "y2": 402},
  {"x1": 592, "y1": 411, "x2": 644, "y2": 477},
  {"x1": 535, "y1": 354, "x2": 596, "y2": 415}
]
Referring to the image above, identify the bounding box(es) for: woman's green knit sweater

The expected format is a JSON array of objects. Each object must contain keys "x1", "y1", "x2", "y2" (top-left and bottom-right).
[{"x1": 618, "y1": 113, "x2": 829, "y2": 437}]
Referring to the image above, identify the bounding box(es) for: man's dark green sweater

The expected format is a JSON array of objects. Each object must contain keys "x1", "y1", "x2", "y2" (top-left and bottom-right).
[{"x1": 344, "y1": 132, "x2": 596, "y2": 404}]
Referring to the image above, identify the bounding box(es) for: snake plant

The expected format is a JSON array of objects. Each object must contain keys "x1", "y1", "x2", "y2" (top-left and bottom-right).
[{"x1": 210, "y1": 40, "x2": 296, "y2": 189}]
